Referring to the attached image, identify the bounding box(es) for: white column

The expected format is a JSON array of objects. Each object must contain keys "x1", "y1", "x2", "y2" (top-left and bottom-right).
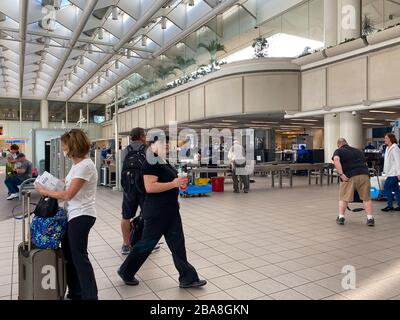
[
  {"x1": 324, "y1": 114, "x2": 340, "y2": 162},
  {"x1": 340, "y1": 0, "x2": 362, "y2": 42},
  {"x1": 324, "y1": 0, "x2": 338, "y2": 47},
  {"x1": 340, "y1": 111, "x2": 363, "y2": 149},
  {"x1": 40, "y1": 100, "x2": 49, "y2": 129}
]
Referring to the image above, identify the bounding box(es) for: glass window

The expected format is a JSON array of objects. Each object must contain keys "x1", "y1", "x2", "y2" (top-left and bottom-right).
[
  {"x1": 68, "y1": 102, "x2": 86, "y2": 124},
  {"x1": 89, "y1": 103, "x2": 106, "y2": 124},
  {"x1": 0, "y1": 98, "x2": 20, "y2": 121},
  {"x1": 22, "y1": 99, "x2": 40, "y2": 121},
  {"x1": 49, "y1": 100, "x2": 66, "y2": 122}
]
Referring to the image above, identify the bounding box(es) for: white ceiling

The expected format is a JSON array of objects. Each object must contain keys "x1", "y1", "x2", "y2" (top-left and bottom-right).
[{"x1": 0, "y1": 0, "x2": 240, "y2": 104}]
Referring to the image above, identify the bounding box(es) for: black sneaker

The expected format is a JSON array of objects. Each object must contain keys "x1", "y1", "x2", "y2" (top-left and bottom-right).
[
  {"x1": 336, "y1": 217, "x2": 345, "y2": 225},
  {"x1": 121, "y1": 244, "x2": 130, "y2": 255},
  {"x1": 381, "y1": 206, "x2": 394, "y2": 212},
  {"x1": 394, "y1": 207, "x2": 400, "y2": 211},
  {"x1": 179, "y1": 279, "x2": 207, "y2": 289},
  {"x1": 367, "y1": 218, "x2": 375, "y2": 226},
  {"x1": 117, "y1": 269, "x2": 139, "y2": 286}
]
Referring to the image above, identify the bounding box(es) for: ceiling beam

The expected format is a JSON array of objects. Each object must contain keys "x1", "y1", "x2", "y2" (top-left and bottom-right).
[
  {"x1": 19, "y1": 0, "x2": 28, "y2": 98},
  {"x1": 89, "y1": 0, "x2": 239, "y2": 103},
  {"x1": 44, "y1": 0, "x2": 99, "y2": 98},
  {"x1": 66, "y1": 0, "x2": 170, "y2": 101}
]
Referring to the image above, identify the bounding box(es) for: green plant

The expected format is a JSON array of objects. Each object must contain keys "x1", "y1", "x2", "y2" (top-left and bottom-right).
[
  {"x1": 174, "y1": 56, "x2": 197, "y2": 75},
  {"x1": 362, "y1": 14, "x2": 375, "y2": 36},
  {"x1": 156, "y1": 65, "x2": 177, "y2": 80},
  {"x1": 252, "y1": 37, "x2": 269, "y2": 58},
  {"x1": 197, "y1": 39, "x2": 226, "y2": 70}
]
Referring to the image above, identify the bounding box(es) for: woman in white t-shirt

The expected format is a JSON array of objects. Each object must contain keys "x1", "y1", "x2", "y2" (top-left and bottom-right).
[{"x1": 35, "y1": 129, "x2": 98, "y2": 300}]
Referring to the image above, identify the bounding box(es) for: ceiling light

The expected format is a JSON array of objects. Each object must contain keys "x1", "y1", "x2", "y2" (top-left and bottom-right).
[
  {"x1": 300, "y1": 119, "x2": 319, "y2": 122},
  {"x1": 98, "y1": 28, "x2": 104, "y2": 40},
  {"x1": 362, "y1": 118, "x2": 376, "y2": 120},
  {"x1": 141, "y1": 35, "x2": 147, "y2": 47},
  {"x1": 251, "y1": 121, "x2": 279, "y2": 124},
  {"x1": 80, "y1": 55, "x2": 84, "y2": 65},
  {"x1": 363, "y1": 122, "x2": 384, "y2": 125},
  {"x1": 385, "y1": 119, "x2": 397, "y2": 122},
  {"x1": 161, "y1": 17, "x2": 167, "y2": 29},
  {"x1": 291, "y1": 123, "x2": 314, "y2": 126},
  {"x1": 221, "y1": 120, "x2": 238, "y2": 123},
  {"x1": 115, "y1": 60, "x2": 119, "y2": 69},
  {"x1": 112, "y1": 6, "x2": 119, "y2": 20},
  {"x1": 369, "y1": 110, "x2": 396, "y2": 114}
]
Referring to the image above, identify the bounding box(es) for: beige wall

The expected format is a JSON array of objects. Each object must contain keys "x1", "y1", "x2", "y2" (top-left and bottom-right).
[
  {"x1": 176, "y1": 92, "x2": 190, "y2": 123},
  {"x1": 302, "y1": 69, "x2": 326, "y2": 111},
  {"x1": 165, "y1": 96, "x2": 176, "y2": 125},
  {"x1": 327, "y1": 57, "x2": 368, "y2": 107},
  {"x1": 205, "y1": 76, "x2": 243, "y2": 117},
  {"x1": 138, "y1": 106, "x2": 146, "y2": 128},
  {"x1": 369, "y1": 46, "x2": 400, "y2": 101},
  {"x1": 189, "y1": 86, "x2": 205, "y2": 120},
  {"x1": 146, "y1": 103, "x2": 155, "y2": 129},
  {"x1": 244, "y1": 73, "x2": 300, "y2": 113},
  {"x1": 154, "y1": 101, "x2": 165, "y2": 127}
]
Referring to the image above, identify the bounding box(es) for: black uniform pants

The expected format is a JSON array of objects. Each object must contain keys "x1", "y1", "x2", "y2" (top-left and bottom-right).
[
  {"x1": 119, "y1": 211, "x2": 199, "y2": 284},
  {"x1": 62, "y1": 215, "x2": 98, "y2": 300}
]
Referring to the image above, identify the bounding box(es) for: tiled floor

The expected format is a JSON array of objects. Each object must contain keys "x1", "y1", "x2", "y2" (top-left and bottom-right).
[{"x1": 2, "y1": 173, "x2": 400, "y2": 300}]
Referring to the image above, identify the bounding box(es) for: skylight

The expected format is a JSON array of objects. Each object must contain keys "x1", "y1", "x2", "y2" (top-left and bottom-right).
[{"x1": 224, "y1": 33, "x2": 324, "y2": 63}]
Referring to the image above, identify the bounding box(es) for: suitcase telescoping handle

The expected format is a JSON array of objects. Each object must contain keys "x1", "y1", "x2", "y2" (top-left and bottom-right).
[{"x1": 21, "y1": 191, "x2": 32, "y2": 251}]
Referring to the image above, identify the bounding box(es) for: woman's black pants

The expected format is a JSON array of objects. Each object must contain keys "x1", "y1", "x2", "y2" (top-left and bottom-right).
[
  {"x1": 62, "y1": 215, "x2": 98, "y2": 300},
  {"x1": 119, "y1": 211, "x2": 199, "y2": 285}
]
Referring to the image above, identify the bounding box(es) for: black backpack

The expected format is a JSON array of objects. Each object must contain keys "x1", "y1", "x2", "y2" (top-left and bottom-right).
[{"x1": 121, "y1": 144, "x2": 146, "y2": 193}]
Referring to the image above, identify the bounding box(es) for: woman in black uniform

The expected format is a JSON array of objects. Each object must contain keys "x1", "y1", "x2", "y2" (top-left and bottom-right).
[{"x1": 118, "y1": 135, "x2": 207, "y2": 288}]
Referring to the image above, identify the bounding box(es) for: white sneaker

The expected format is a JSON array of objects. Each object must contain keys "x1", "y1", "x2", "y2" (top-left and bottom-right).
[{"x1": 7, "y1": 193, "x2": 19, "y2": 200}]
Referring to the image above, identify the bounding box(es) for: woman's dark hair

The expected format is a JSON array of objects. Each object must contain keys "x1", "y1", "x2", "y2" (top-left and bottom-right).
[
  {"x1": 61, "y1": 129, "x2": 91, "y2": 158},
  {"x1": 385, "y1": 133, "x2": 398, "y2": 144},
  {"x1": 130, "y1": 127, "x2": 146, "y2": 141},
  {"x1": 10, "y1": 144, "x2": 19, "y2": 151}
]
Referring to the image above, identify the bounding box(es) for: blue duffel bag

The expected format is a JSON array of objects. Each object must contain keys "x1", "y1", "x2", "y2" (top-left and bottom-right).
[{"x1": 31, "y1": 208, "x2": 67, "y2": 249}]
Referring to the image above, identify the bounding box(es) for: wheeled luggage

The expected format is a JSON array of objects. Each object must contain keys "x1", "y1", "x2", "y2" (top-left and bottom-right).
[
  {"x1": 180, "y1": 184, "x2": 212, "y2": 197},
  {"x1": 370, "y1": 174, "x2": 386, "y2": 200},
  {"x1": 18, "y1": 191, "x2": 67, "y2": 300}
]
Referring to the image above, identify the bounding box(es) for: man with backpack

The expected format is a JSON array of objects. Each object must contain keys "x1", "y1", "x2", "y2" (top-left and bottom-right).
[{"x1": 120, "y1": 128, "x2": 160, "y2": 254}]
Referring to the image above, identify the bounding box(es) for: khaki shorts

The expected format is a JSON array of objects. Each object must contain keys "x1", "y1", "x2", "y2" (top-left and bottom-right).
[{"x1": 339, "y1": 174, "x2": 371, "y2": 202}]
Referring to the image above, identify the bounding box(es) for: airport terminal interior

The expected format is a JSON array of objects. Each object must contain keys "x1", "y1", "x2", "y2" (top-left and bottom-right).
[{"x1": 1, "y1": 0, "x2": 400, "y2": 300}]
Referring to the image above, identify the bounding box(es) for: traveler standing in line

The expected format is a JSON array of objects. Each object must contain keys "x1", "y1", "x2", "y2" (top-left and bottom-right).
[
  {"x1": 228, "y1": 139, "x2": 250, "y2": 193},
  {"x1": 120, "y1": 127, "x2": 161, "y2": 254},
  {"x1": 35, "y1": 129, "x2": 98, "y2": 300},
  {"x1": 381, "y1": 133, "x2": 400, "y2": 212},
  {"x1": 332, "y1": 138, "x2": 375, "y2": 226},
  {"x1": 118, "y1": 134, "x2": 207, "y2": 289}
]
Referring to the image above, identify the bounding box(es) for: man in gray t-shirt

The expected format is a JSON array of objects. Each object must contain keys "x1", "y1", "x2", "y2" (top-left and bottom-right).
[{"x1": 5, "y1": 153, "x2": 33, "y2": 200}]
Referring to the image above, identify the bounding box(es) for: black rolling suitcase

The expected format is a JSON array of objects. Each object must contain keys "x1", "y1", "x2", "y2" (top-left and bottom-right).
[{"x1": 18, "y1": 191, "x2": 67, "y2": 300}]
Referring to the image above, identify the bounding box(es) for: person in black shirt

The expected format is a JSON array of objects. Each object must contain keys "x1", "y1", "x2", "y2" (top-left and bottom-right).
[
  {"x1": 117, "y1": 134, "x2": 207, "y2": 289},
  {"x1": 332, "y1": 138, "x2": 374, "y2": 226}
]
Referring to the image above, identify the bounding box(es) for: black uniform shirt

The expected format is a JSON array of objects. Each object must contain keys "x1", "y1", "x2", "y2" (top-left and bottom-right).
[{"x1": 142, "y1": 157, "x2": 179, "y2": 208}]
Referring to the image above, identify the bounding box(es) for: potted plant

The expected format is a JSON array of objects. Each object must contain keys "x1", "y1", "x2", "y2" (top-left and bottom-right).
[
  {"x1": 252, "y1": 37, "x2": 269, "y2": 58},
  {"x1": 197, "y1": 39, "x2": 227, "y2": 71},
  {"x1": 325, "y1": 37, "x2": 367, "y2": 57},
  {"x1": 293, "y1": 47, "x2": 327, "y2": 65},
  {"x1": 174, "y1": 56, "x2": 197, "y2": 76},
  {"x1": 366, "y1": 23, "x2": 400, "y2": 45}
]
